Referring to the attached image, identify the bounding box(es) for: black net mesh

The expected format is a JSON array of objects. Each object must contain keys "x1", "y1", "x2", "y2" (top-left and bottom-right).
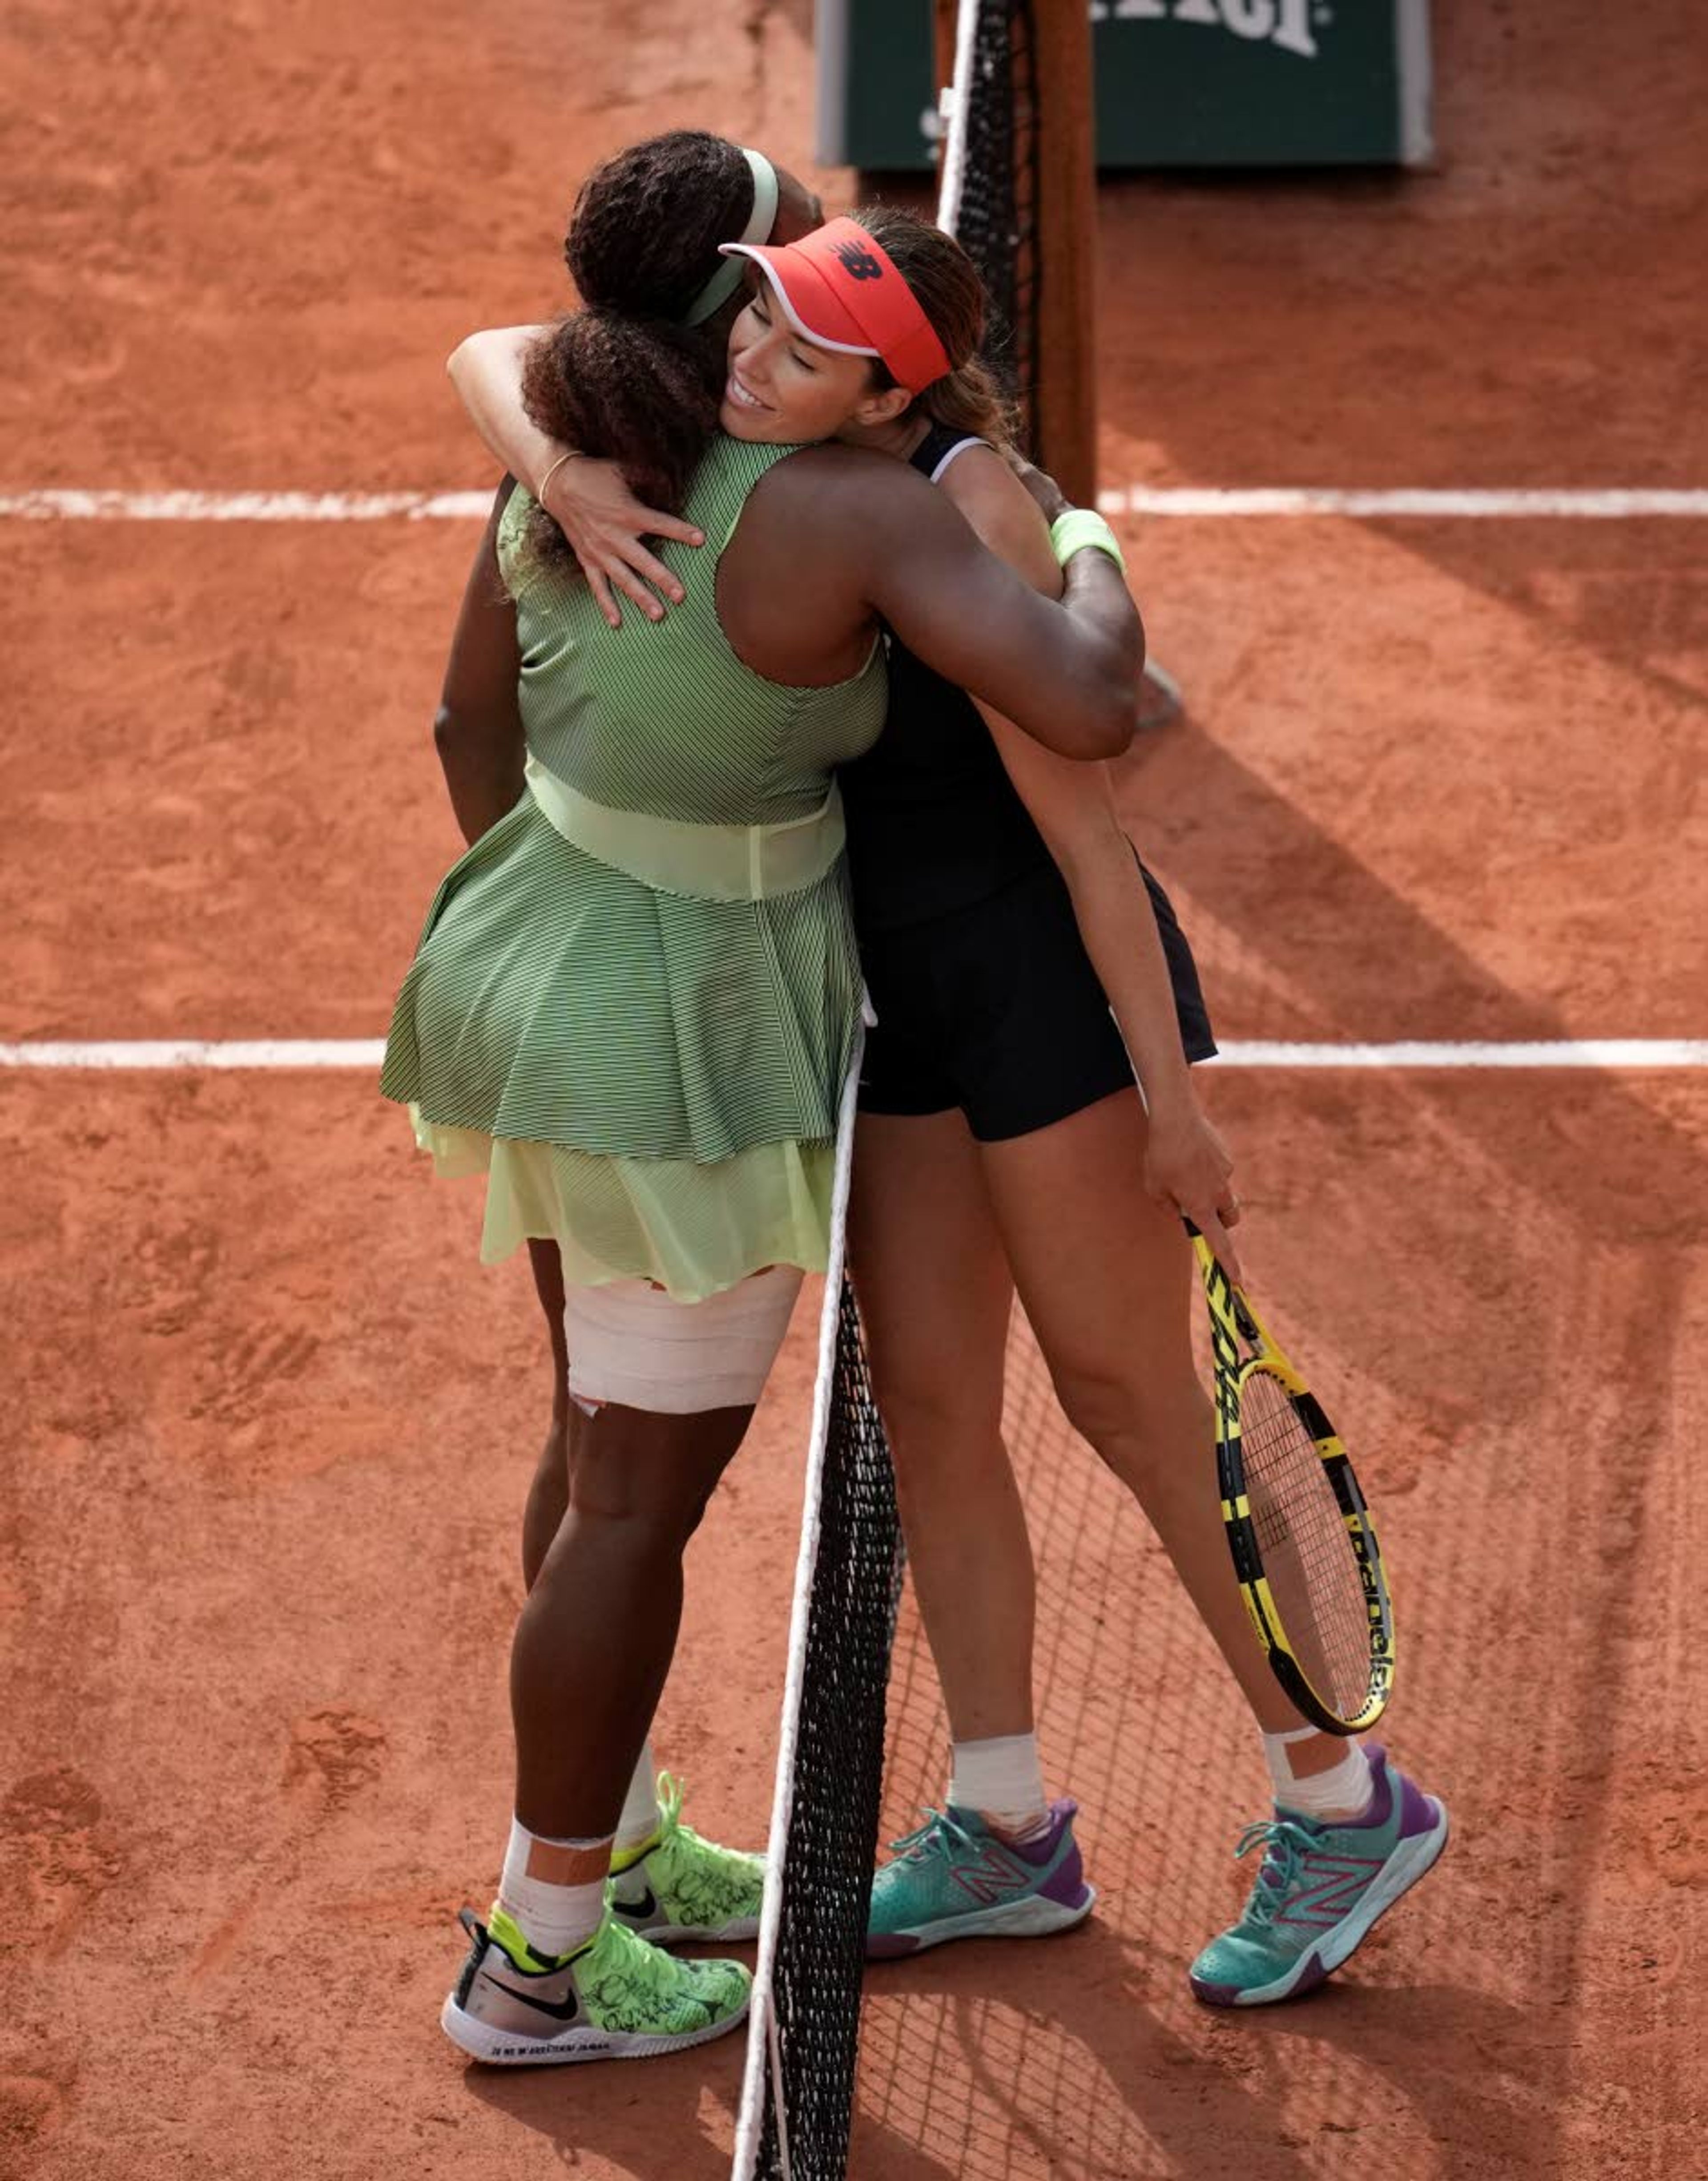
[
  {"x1": 943, "y1": 0, "x2": 1041, "y2": 450},
  {"x1": 740, "y1": 16, "x2": 1041, "y2": 2171},
  {"x1": 746, "y1": 1276, "x2": 903, "y2": 2181}
]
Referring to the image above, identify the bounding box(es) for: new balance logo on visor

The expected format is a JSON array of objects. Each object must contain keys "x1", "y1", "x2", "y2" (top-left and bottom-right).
[{"x1": 830, "y1": 238, "x2": 885, "y2": 282}]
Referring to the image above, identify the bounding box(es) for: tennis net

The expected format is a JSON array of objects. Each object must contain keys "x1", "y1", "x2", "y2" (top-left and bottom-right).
[
  {"x1": 731, "y1": 1049, "x2": 904, "y2": 2181},
  {"x1": 733, "y1": 12, "x2": 1075, "y2": 2176},
  {"x1": 937, "y1": 0, "x2": 1042, "y2": 444},
  {"x1": 941, "y1": 0, "x2": 1178, "y2": 718}
]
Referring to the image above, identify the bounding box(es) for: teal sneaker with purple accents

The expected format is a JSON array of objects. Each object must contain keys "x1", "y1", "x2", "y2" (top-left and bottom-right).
[
  {"x1": 866, "y1": 1798, "x2": 1096, "y2": 1959},
  {"x1": 1189, "y1": 1745, "x2": 1448, "y2": 2007}
]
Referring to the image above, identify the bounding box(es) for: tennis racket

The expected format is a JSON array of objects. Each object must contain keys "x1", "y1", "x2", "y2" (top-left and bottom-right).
[{"x1": 1188, "y1": 1224, "x2": 1394, "y2": 1736}]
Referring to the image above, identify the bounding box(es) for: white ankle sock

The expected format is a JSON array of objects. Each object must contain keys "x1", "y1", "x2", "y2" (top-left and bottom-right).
[
  {"x1": 948, "y1": 1732, "x2": 1051, "y2": 1843},
  {"x1": 1262, "y1": 1729, "x2": 1373, "y2": 1822},
  {"x1": 613, "y1": 1742, "x2": 661, "y2": 1858},
  {"x1": 498, "y1": 1818, "x2": 610, "y2": 1959}
]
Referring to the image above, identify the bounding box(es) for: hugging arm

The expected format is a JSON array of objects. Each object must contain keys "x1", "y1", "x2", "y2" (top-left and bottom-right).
[
  {"x1": 448, "y1": 328, "x2": 560, "y2": 497},
  {"x1": 842, "y1": 459, "x2": 1143, "y2": 761},
  {"x1": 933, "y1": 450, "x2": 1241, "y2": 1268},
  {"x1": 448, "y1": 324, "x2": 701, "y2": 626},
  {"x1": 434, "y1": 482, "x2": 526, "y2": 847}
]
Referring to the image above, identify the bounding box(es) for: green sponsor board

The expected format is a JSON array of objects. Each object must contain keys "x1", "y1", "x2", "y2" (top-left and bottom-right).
[
  {"x1": 816, "y1": 0, "x2": 1432, "y2": 170},
  {"x1": 816, "y1": 0, "x2": 938, "y2": 172}
]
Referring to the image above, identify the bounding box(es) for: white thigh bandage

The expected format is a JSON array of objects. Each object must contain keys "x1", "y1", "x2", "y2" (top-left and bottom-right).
[{"x1": 563, "y1": 1266, "x2": 804, "y2": 1415}]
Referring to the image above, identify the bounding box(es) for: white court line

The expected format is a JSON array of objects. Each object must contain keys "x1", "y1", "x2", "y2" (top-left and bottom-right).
[
  {"x1": 3, "y1": 489, "x2": 1707, "y2": 523},
  {"x1": 1, "y1": 1039, "x2": 1703, "y2": 1071},
  {"x1": 0, "y1": 1041, "x2": 392, "y2": 1069},
  {"x1": 1096, "y1": 488, "x2": 1708, "y2": 520},
  {"x1": 0, "y1": 490, "x2": 493, "y2": 522},
  {"x1": 1219, "y1": 1040, "x2": 1708, "y2": 1069}
]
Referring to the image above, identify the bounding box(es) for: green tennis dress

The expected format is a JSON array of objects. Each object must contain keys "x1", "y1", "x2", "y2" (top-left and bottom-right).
[{"x1": 380, "y1": 438, "x2": 888, "y2": 1301}]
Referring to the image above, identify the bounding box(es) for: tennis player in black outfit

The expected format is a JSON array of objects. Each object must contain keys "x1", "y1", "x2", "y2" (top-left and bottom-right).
[{"x1": 835, "y1": 405, "x2": 1442, "y2": 2005}]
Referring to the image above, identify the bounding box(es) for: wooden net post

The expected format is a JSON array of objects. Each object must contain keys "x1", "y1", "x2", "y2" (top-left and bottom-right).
[
  {"x1": 1029, "y1": 2, "x2": 1098, "y2": 504},
  {"x1": 934, "y1": 2, "x2": 1099, "y2": 505},
  {"x1": 934, "y1": 0, "x2": 958, "y2": 109}
]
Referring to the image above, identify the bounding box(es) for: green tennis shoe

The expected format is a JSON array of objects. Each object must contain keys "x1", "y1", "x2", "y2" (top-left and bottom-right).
[
  {"x1": 609, "y1": 1773, "x2": 768, "y2": 1945},
  {"x1": 441, "y1": 1905, "x2": 750, "y2": 2065}
]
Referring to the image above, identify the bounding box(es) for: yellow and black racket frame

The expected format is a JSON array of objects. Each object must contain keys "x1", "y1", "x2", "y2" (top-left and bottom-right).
[{"x1": 1189, "y1": 1228, "x2": 1395, "y2": 1736}]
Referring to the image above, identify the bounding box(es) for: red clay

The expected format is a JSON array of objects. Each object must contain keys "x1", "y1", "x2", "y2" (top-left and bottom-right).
[{"x1": 3, "y1": 2, "x2": 1705, "y2": 2177}]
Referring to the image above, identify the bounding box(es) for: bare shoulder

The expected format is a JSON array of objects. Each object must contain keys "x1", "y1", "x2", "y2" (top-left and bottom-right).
[
  {"x1": 717, "y1": 444, "x2": 945, "y2": 680},
  {"x1": 738, "y1": 444, "x2": 963, "y2": 599},
  {"x1": 936, "y1": 443, "x2": 1057, "y2": 586},
  {"x1": 752, "y1": 441, "x2": 941, "y2": 527}
]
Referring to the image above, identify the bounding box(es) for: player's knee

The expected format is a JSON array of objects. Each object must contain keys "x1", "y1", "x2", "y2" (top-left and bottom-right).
[
  {"x1": 1051, "y1": 1362, "x2": 1171, "y2": 1462},
  {"x1": 562, "y1": 1422, "x2": 709, "y2": 1552},
  {"x1": 887, "y1": 1416, "x2": 1008, "y2": 1517},
  {"x1": 874, "y1": 1371, "x2": 1004, "y2": 1478}
]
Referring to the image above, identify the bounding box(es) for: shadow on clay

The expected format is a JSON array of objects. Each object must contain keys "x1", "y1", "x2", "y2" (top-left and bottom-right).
[{"x1": 457, "y1": 2033, "x2": 741, "y2": 2181}]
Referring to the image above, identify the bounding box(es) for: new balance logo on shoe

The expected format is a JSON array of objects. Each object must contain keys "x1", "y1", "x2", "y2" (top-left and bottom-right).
[
  {"x1": 1276, "y1": 1854, "x2": 1383, "y2": 1927},
  {"x1": 947, "y1": 1841, "x2": 1029, "y2": 1910}
]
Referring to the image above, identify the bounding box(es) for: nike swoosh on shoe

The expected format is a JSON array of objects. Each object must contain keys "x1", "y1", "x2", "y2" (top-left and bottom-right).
[{"x1": 479, "y1": 1975, "x2": 583, "y2": 2023}]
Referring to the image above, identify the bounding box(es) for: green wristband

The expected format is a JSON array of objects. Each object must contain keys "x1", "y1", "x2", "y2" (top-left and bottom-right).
[{"x1": 1049, "y1": 508, "x2": 1127, "y2": 576}]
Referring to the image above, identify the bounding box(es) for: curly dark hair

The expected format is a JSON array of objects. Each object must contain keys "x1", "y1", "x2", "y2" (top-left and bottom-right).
[
  {"x1": 566, "y1": 129, "x2": 756, "y2": 320},
  {"x1": 521, "y1": 132, "x2": 757, "y2": 566}
]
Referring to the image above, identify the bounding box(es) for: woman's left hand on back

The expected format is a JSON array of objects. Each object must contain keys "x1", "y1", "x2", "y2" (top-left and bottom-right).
[{"x1": 542, "y1": 457, "x2": 706, "y2": 629}]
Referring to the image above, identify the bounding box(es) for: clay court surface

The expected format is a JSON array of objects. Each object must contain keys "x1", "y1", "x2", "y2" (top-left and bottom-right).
[{"x1": 3, "y1": 1, "x2": 1705, "y2": 2175}]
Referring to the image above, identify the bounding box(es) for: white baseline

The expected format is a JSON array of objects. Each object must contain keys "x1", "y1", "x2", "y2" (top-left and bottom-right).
[
  {"x1": 1, "y1": 1040, "x2": 1703, "y2": 1072},
  {"x1": 1099, "y1": 488, "x2": 1708, "y2": 520},
  {"x1": 0, "y1": 491, "x2": 494, "y2": 522},
  {"x1": 4, "y1": 489, "x2": 1707, "y2": 524}
]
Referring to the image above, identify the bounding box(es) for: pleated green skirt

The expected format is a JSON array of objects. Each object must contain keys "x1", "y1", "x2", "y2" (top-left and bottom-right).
[{"x1": 380, "y1": 792, "x2": 862, "y2": 1301}]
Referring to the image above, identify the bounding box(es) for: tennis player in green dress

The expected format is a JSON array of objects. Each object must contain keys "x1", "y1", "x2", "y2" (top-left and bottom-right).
[{"x1": 383, "y1": 140, "x2": 1140, "y2": 2066}]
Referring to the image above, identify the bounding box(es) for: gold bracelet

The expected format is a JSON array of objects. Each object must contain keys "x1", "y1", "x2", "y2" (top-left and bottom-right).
[{"x1": 537, "y1": 449, "x2": 581, "y2": 509}]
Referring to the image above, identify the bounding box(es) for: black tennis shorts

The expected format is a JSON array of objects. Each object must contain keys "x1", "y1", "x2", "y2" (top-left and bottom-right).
[{"x1": 857, "y1": 854, "x2": 1217, "y2": 1143}]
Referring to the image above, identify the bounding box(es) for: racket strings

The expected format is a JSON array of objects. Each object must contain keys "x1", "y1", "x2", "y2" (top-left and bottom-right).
[{"x1": 1238, "y1": 1369, "x2": 1373, "y2": 1717}]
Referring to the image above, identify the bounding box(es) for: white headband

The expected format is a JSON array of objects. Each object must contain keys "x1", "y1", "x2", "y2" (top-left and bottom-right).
[{"x1": 682, "y1": 147, "x2": 780, "y2": 326}]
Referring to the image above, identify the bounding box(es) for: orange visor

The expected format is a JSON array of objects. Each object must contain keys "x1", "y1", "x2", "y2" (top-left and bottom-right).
[{"x1": 719, "y1": 216, "x2": 953, "y2": 395}]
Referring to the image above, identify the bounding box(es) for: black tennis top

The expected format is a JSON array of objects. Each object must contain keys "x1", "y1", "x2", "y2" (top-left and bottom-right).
[{"x1": 839, "y1": 423, "x2": 1059, "y2": 935}]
